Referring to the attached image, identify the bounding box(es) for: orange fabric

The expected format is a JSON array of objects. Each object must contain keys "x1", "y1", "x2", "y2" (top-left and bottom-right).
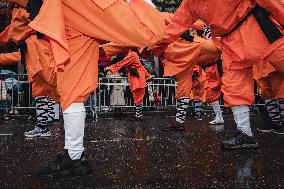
[
  {"x1": 5, "y1": 0, "x2": 28, "y2": 7},
  {"x1": 29, "y1": 0, "x2": 166, "y2": 70},
  {"x1": 0, "y1": 52, "x2": 21, "y2": 64},
  {"x1": 253, "y1": 59, "x2": 284, "y2": 100},
  {"x1": 222, "y1": 66, "x2": 254, "y2": 107},
  {"x1": 132, "y1": 88, "x2": 146, "y2": 104},
  {"x1": 0, "y1": 8, "x2": 58, "y2": 101},
  {"x1": 205, "y1": 65, "x2": 222, "y2": 103},
  {"x1": 158, "y1": 0, "x2": 284, "y2": 71},
  {"x1": 175, "y1": 66, "x2": 194, "y2": 99},
  {"x1": 102, "y1": 43, "x2": 134, "y2": 58},
  {"x1": 1, "y1": 8, "x2": 33, "y2": 43},
  {"x1": 191, "y1": 66, "x2": 207, "y2": 102},
  {"x1": 253, "y1": 59, "x2": 276, "y2": 80},
  {"x1": 57, "y1": 26, "x2": 99, "y2": 110},
  {"x1": 191, "y1": 80, "x2": 206, "y2": 102},
  {"x1": 106, "y1": 51, "x2": 150, "y2": 92},
  {"x1": 256, "y1": 72, "x2": 284, "y2": 100},
  {"x1": 163, "y1": 36, "x2": 220, "y2": 77},
  {"x1": 191, "y1": 20, "x2": 206, "y2": 31},
  {"x1": 265, "y1": 43, "x2": 284, "y2": 74}
]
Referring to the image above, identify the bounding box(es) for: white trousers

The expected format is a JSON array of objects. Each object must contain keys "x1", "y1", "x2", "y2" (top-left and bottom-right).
[
  {"x1": 63, "y1": 103, "x2": 86, "y2": 160},
  {"x1": 232, "y1": 106, "x2": 252, "y2": 136}
]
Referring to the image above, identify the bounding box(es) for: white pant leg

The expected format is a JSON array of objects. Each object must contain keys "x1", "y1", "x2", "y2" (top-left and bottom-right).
[
  {"x1": 231, "y1": 106, "x2": 252, "y2": 136},
  {"x1": 63, "y1": 103, "x2": 86, "y2": 160}
]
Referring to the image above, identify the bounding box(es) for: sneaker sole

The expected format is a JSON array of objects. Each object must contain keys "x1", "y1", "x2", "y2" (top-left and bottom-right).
[
  {"x1": 209, "y1": 122, "x2": 224, "y2": 125},
  {"x1": 25, "y1": 133, "x2": 52, "y2": 138},
  {"x1": 271, "y1": 130, "x2": 284, "y2": 135},
  {"x1": 220, "y1": 143, "x2": 259, "y2": 149},
  {"x1": 257, "y1": 128, "x2": 274, "y2": 133}
]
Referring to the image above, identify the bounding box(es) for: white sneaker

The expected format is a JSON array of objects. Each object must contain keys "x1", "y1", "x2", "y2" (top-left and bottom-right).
[
  {"x1": 209, "y1": 116, "x2": 224, "y2": 125},
  {"x1": 24, "y1": 127, "x2": 51, "y2": 138}
]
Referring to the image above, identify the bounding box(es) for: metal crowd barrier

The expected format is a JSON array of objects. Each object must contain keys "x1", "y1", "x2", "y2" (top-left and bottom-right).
[{"x1": 0, "y1": 74, "x2": 265, "y2": 116}]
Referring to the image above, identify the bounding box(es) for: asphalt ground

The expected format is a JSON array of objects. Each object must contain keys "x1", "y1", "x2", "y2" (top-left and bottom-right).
[{"x1": 0, "y1": 112, "x2": 284, "y2": 189}]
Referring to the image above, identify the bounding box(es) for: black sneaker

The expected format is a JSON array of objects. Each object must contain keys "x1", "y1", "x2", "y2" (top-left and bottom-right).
[
  {"x1": 220, "y1": 132, "x2": 258, "y2": 149},
  {"x1": 36, "y1": 151, "x2": 91, "y2": 178},
  {"x1": 272, "y1": 122, "x2": 284, "y2": 135},
  {"x1": 163, "y1": 121, "x2": 185, "y2": 131},
  {"x1": 257, "y1": 121, "x2": 281, "y2": 133}
]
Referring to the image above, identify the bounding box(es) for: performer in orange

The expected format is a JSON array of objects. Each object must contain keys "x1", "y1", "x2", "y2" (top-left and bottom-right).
[
  {"x1": 153, "y1": 0, "x2": 284, "y2": 149},
  {"x1": 105, "y1": 50, "x2": 152, "y2": 119},
  {"x1": 0, "y1": 6, "x2": 59, "y2": 137},
  {"x1": 160, "y1": 33, "x2": 221, "y2": 131},
  {"x1": 0, "y1": 49, "x2": 57, "y2": 138},
  {"x1": 190, "y1": 66, "x2": 207, "y2": 120},
  {"x1": 253, "y1": 60, "x2": 284, "y2": 134},
  {"x1": 201, "y1": 27, "x2": 224, "y2": 125},
  {"x1": 2, "y1": 0, "x2": 167, "y2": 178},
  {"x1": 204, "y1": 64, "x2": 224, "y2": 125}
]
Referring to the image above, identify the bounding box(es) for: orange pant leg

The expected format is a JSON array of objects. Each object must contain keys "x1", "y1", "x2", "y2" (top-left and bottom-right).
[
  {"x1": 191, "y1": 80, "x2": 206, "y2": 102},
  {"x1": 132, "y1": 88, "x2": 145, "y2": 104},
  {"x1": 57, "y1": 27, "x2": 99, "y2": 111},
  {"x1": 175, "y1": 66, "x2": 194, "y2": 99},
  {"x1": 266, "y1": 43, "x2": 284, "y2": 74},
  {"x1": 222, "y1": 67, "x2": 255, "y2": 107},
  {"x1": 205, "y1": 65, "x2": 222, "y2": 103},
  {"x1": 257, "y1": 71, "x2": 284, "y2": 100},
  {"x1": 197, "y1": 39, "x2": 221, "y2": 67}
]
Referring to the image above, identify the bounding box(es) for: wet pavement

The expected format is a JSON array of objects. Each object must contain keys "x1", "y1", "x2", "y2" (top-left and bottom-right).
[{"x1": 0, "y1": 112, "x2": 284, "y2": 189}]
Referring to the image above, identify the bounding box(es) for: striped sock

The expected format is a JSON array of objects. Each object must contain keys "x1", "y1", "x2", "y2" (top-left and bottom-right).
[
  {"x1": 176, "y1": 97, "x2": 190, "y2": 123},
  {"x1": 277, "y1": 99, "x2": 284, "y2": 122},
  {"x1": 135, "y1": 103, "x2": 143, "y2": 118},
  {"x1": 265, "y1": 99, "x2": 281, "y2": 123},
  {"x1": 47, "y1": 99, "x2": 56, "y2": 124},
  {"x1": 35, "y1": 96, "x2": 49, "y2": 129}
]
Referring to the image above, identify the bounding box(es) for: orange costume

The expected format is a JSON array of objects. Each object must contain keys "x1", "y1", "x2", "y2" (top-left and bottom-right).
[
  {"x1": 163, "y1": 36, "x2": 221, "y2": 100},
  {"x1": 205, "y1": 64, "x2": 222, "y2": 103},
  {"x1": 155, "y1": 0, "x2": 284, "y2": 107},
  {"x1": 0, "y1": 8, "x2": 58, "y2": 101},
  {"x1": 253, "y1": 60, "x2": 284, "y2": 100},
  {"x1": 0, "y1": 52, "x2": 21, "y2": 64},
  {"x1": 105, "y1": 50, "x2": 151, "y2": 104},
  {"x1": 190, "y1": 66, "x2": 207, "y2": 102},
  {"x1": 26, "y1": 0, "x2": 166, "y2": 111}
]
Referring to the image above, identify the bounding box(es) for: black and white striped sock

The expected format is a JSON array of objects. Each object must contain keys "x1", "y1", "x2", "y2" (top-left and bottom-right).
[
  {"x1": 47, "y1": 99, "x2": 56, "y2": 124},
  {"x1": 35, "y1": 96, "x2": 49, "y2": 129},
  {"x1": 277, "y1": 99, "x2": 284, "y2": 122},
  {"x1": 176, "y1": 97, "x2": 190, "y2": 123},
  {"x1": 265, "y1": 99, "x2": 281, "y2": 123},
  {"x1": 135, "y1": 103, "x2": 143, "y2": 118}
]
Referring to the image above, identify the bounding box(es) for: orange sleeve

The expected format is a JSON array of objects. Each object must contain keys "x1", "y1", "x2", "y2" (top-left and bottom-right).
[
  {"x1": 0, "y1": 8, "x2": 33, "y2": 44},
  {"x1": 256, "y1": 0, "x2": 284, "y2": 26},
  {"x1": 152, "y1": 0, "x2": 197, "y2": 56},
  {"x1": 103, "y1": 43, "x2": 134, "y2": 58},
  {"x1": 106, "y1": 51, "x2": 136, "y2": 74},
  {"x1": 0, "y1": 52, "x2": 21, "y2": 64},
  {"x1": 0, "y1": 24, "x2": 12, "y2": 44},
  {"x1": 163, "y1": 0, "x2": 197, "y2": 43}
]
